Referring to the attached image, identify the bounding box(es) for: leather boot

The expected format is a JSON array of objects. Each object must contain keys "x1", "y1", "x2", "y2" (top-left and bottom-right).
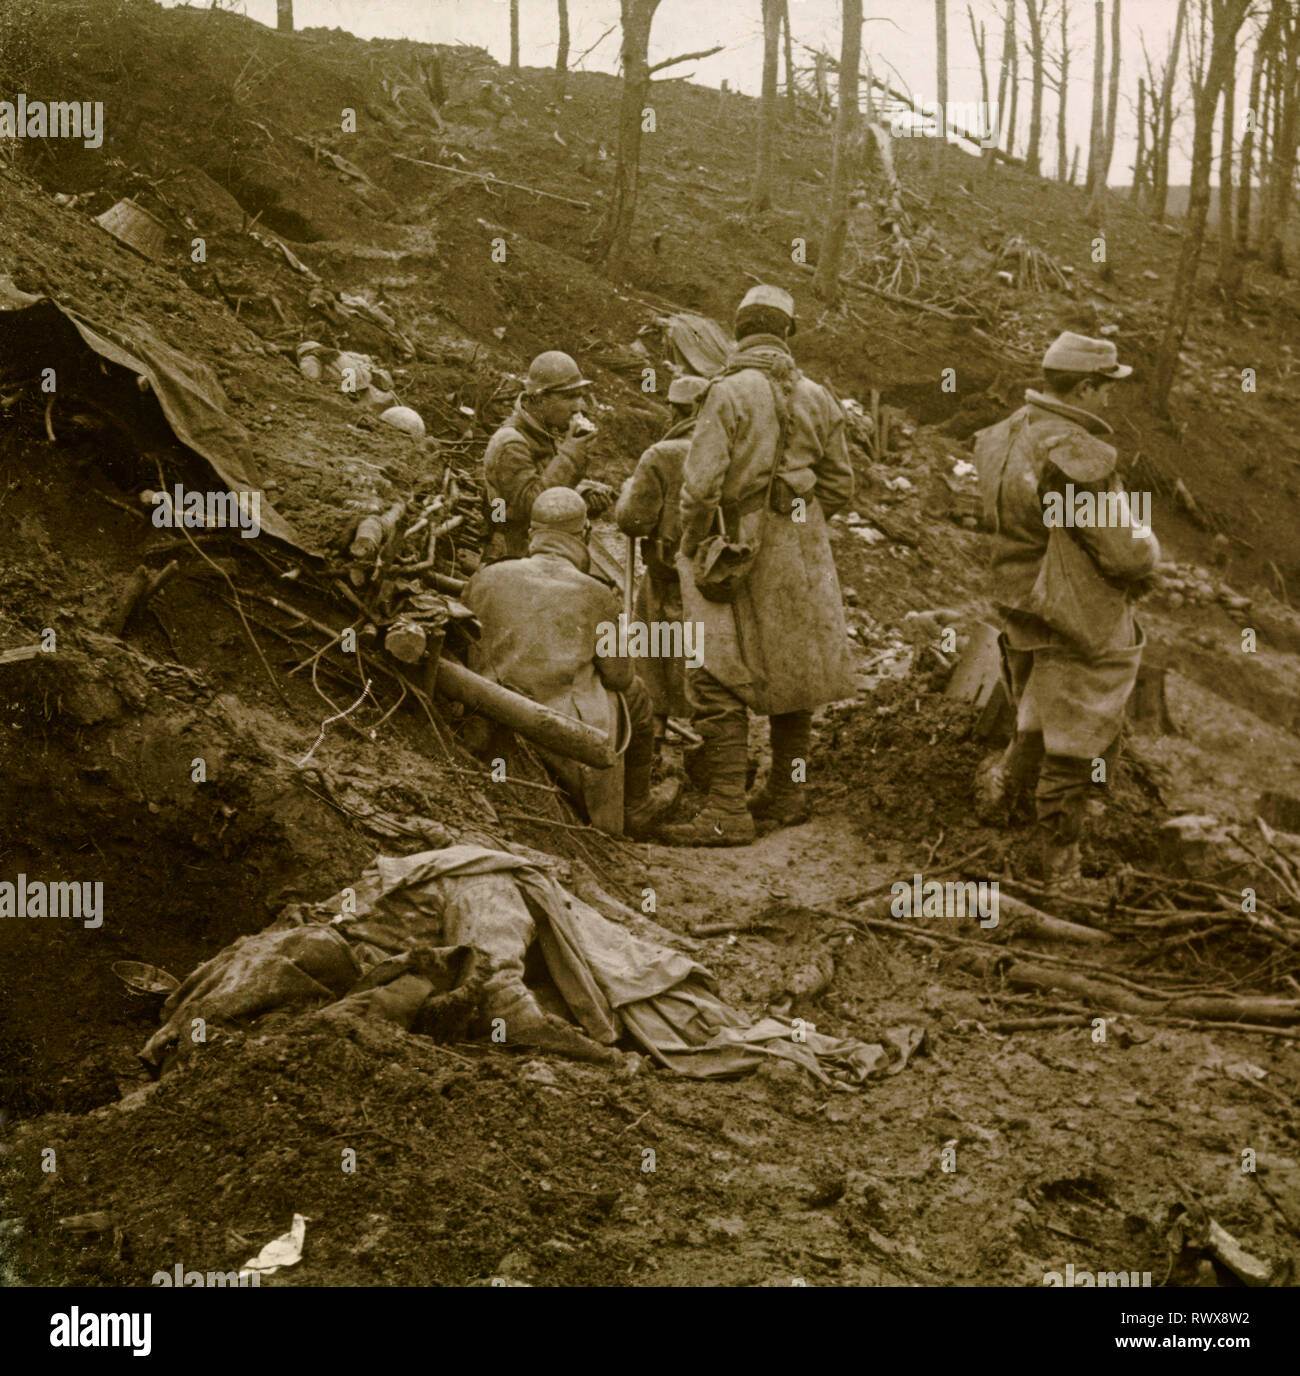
[
  {"x1": 1039, "y1": 833, "x2": 1082, "y2": 888},
  {"x1": 682, "y1": 742, "x2": 710, "y2": 793},
  {"x1": 974, "y1": 731, "x2": 1044, "y2": 827},
  {"x1": 623, "y1": 761, "x2": 682, "y2": 840},
  {"x1": 748, "y1": 712, "x2": 812, "y2": 826},
  {"x1": 658, "y1": 726, "x2": 754, "y2": 847}
]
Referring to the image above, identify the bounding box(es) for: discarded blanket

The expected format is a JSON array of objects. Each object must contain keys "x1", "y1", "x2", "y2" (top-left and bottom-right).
[{"x1": 141, "y1": 845, "x2": 909, "y2": 1086}]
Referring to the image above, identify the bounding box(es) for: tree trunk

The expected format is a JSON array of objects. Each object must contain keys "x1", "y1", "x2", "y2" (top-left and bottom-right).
[
  {"x1": 996, "y1": 0, "x2": 1015, "y2": 158},
  {"x1": 750, "y1": 0, "x2": 782, "y2": 211},
  {"x1": 969, "y1": 6, "x2": 995, "y2": 166},
  {"x1": 1086, "y1": 1, "x2": 1105, "y2": 194},
  {"x1": 1006, "y1": 0, "x2": 1020, "y2": 157},
  {"x1": 1153, "y1": 0, "x2": 1189, "y2": 220},
  {"x1": 1236, "y1": 10, "x2": 1274, "y2": 254},
  {"x1": 510, "y1": 0, "x2": 520, "y2": 72},
  {"x1": 556, "y1": 0, "x2": 570, "y2": 99},
  {"x1": 1069, "y1": 142, "x2": 1080, "y2": 184},
  {"x1": 1218, "y1": 48, "x2": 1237, "y2": 288},
  {"x1": 1025, "y1": 0, "x2": 1045, "y2": 174},
  {"x1": 1132, "y1": 76, "x2": 1146, "y2": 201},
  {"x1": 276, "y1": 0, "x2": 293, "y2": 33},
  {"x1": 1058, "y1": 0, "x2": 1070, "y2": 181},
  {"x1": 1257, "y1": 6, "x2": 1300, "y2": 273},
  {"x1": 1101, "y1": 0, "x2": 1122, "y2": 185},
  {"x1": 813, "y1": 0, "x2": 863, "y2": 301},
  {"x1": 782, "y1": 0, "x2": 797, "y2": 116},
  {"x1": 1152, "y1": 0, "x2": 1253, "y2": 413},
  {"x1": 935, "y1": 0, "x2": 949, "y2": 178},
  {"x1": 595, "y1": 0, "x2": 662, "y2": 270}
]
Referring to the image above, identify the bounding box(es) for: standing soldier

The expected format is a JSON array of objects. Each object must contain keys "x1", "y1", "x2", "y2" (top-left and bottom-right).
[
  {"x1": 613, "y1": 374, "x2": 708, "y2": 735},
  {"x1": 482, "y1": 350, "x2": 612, "y2": 563},
  {"x1": 971, "y1": 332, "x2": 1160, "y2": 885},
  {"x1": 660, "y1": 285, "x2": 855, "y2": 847}
]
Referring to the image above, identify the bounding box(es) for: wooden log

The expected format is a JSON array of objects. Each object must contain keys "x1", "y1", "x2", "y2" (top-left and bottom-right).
[
  {"x1": 992, "y1": 893, "x2": 1115, "y2": 945},
  {"x1": 433, "y1": 656, "x2": 616, "y2": 770},
  {"x1": 0, "y1": 644, "x2": 44, "y2": 665}
]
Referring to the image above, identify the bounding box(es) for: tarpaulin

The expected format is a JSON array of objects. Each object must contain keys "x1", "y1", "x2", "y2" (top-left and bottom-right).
[
  {"x1": 661, "y1": 312, "x2": 735, "y2": 380},
  {"x1": 0, "y1": 275, "x2": 309, "y2": 551}
]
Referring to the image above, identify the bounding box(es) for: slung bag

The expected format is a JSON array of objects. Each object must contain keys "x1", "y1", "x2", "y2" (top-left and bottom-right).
[{"x1": 691, "y1": 375, "x2": 790, "y2": 604}]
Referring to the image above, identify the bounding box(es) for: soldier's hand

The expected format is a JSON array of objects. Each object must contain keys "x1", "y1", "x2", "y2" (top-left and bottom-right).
[
  {"x1": 577, "y1": 479, "x2": 615, "y2": 519},
  {"x1": 565, "y1": 413, "x2": 599, "y2": 445}
]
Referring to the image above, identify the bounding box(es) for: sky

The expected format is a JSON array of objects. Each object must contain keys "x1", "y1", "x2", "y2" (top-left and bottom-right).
[{"x1": 167, "y1": 1, "x2": 1251, "y2": 185}]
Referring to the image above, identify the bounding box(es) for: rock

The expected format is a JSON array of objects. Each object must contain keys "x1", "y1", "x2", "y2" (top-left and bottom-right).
[
  {"x1": 1166, "y1": 592, "x2": 1185, "y2": 610},
  {"x1": 843, "y1": 587, "x2": 859, "y2": 606},
  {"x1": 496, "y1": 1249, "x2": 532, "y2": 1277}
]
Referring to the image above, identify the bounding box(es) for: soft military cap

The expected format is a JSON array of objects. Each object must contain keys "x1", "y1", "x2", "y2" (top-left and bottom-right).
[
  {"x1": 1042, "y1": 332, "x2": 1133, "y2": 379},
  {"x1": 667, "y1": 375, "x2": 709, "y2": 406},
  {"x1": 530, "y1": 486, "x2": 588, "y2": 533},
  {"x1": 738, "y1": 283, "x2": 796, "y2": 320}
]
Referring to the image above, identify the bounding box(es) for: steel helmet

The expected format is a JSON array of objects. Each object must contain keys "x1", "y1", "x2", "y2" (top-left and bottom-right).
[
  {"x1": 530, "y1": 486, "x2": 588, "y2": 533},
  {"x1": 525, "y1": 350, "x2": 593, "y2": 396}
]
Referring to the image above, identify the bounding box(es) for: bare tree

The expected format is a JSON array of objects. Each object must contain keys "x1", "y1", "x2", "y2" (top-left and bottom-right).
[
  {"x1": 969, "y1": 4, "x2": 995, "y2": 165},
  {"x1": 595, "y1": 0, "x2": 663, "y2": 269},
  {"x1": 1131, "y1": 77, "x2": 1147, "y2": 201},
  {"x1": 276, "y1": 0, "x2": 293, "y2": 32},
  {"x1": 1101, "y1": 0, "x2": 1122, "y2": 187},
  {"x1": 935, "y1": 0, "x2": 949, "y2": 177},
  {"x1": 1004, "y1": 0, "x2": 1020, "y2": 156},
  {"x1": 1236, "y1": 8, "x2": 1277, "y2": 253},
  {"x1": 1023, "y1": 0, "x2": 1048, "y2": 175},
  {"x1": 1257, "y1": 0, "x2": 1300, "y2": 272},
  {"x1": 1086, "y1": 1, "x2": 1105, "y2": 195},
  {"x1": 782, "y1": 0, "x2": 797, "y2": 116},
  {"x1": 510, "y1": 0, "x2": 520, "y2": 72},
  {"x1": 997, "y1": 0, "x2": 1017, "y2": 157},
  {"x1": 556, "y1": 0, "x2": 570, "y2": 99},
  {"x1": 750, "y1": 0, "x2": 782, "y2": 211},
  {"x1": 1055, "y1": 0, "x2": 1071, "y2": 182},
  {"x1": 1152, "y1": 0, "x2": 1189, "y2": 220},
  {"x1": 1218, "y1": 35, "x2": 1237, "y2": 290},
  {"x1": 813, "y1": 0, "x2": 863, "y2": 300},
  {"x1": 1152, "y1": 0, "x2": 1253, "y2": 412}
]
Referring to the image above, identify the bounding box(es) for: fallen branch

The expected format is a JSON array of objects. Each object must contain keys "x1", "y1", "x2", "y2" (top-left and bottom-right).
[
  {"x1": 649, "y1": 45, "x2": 724, "y2": 74},
  {"x1": 390, "y1": 154, "x2": 591, "y2": 209}
]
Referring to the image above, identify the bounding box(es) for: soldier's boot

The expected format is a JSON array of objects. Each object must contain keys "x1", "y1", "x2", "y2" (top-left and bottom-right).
[
  {"x1": 658, "y1": 725, "x2": 754, "y2": 847},
  {"x1": 486, "y1": 981, "x2": 622, "y2": 1066},
  {"x1": 748, "y1": 712, "x2": 812, "y2": 826},
  {"x1": 623, "y1": 761, "x2": 682, "y2": 840},
  {"x1": 1039, "y1": 833, "x2": 1083, "y2": 888}
]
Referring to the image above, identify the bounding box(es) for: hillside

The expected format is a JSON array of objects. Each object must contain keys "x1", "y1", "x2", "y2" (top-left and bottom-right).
[{"x1": 1, "y1": 0, "x2": 1299, "y2": 1294}]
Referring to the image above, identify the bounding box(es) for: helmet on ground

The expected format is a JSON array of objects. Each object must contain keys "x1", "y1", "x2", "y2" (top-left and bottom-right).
[{"x1": 379, "y1": 405, "x2": 426, "y2": 438}]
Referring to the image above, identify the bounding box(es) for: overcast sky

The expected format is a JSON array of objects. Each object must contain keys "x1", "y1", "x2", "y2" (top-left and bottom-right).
[{"x1": 170, "y1": 1, "x2": 1255, "y2": 185}]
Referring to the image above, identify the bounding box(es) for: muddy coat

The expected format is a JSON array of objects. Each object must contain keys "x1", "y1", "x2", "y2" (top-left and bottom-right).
[
  {"x1": 676, "y1": 335, "x2": 855, "y2": 716},
  {"x1": 463, "y1": 531, "x2": 629, "y2": 825},
  {"x1": 615, "y1": 418, "x2": 694, "y2": 718},
  {"x1": 973, "y1": 389, "x2": 1160, "y2": 757},
  {"x1": 483, "y1": 399, "x2": 589, "y2": 561}
]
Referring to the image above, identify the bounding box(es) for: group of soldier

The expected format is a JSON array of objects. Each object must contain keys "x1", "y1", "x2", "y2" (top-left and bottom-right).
[{"x1": 461, "y1": 283, "x2": 1158, "y2": 885}]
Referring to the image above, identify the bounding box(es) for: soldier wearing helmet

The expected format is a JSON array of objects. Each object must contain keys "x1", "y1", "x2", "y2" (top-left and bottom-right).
[
  {"x1": 462, "y1": 488, "x2": 678, "y2": 838},
  {"x1": 970, "y1": 332, "x2": 1160, "y2": 887},
  {"x1": 613, "y1": 374, "x2": 709, "y2": 734},
  {"x1": 482, "y1": 350, "x2": 607, "y2": 562}
]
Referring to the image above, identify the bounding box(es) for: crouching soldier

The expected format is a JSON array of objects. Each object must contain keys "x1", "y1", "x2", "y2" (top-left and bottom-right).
[
  {"x1": 462, "y1": 487, "x2": 678, "y2": 837},
  {"x1": 613, "y1": 374, "x2": 708, "y2": 734},
  {"x1": 661, "y1": 285, "x2": 855, "y2": 847},
  {"x1": 971, "y1": 332, "x2": 1160, "y2": 885},
  {"x1": 482, "y1": 350, "x2": 612, "y2": 563}
]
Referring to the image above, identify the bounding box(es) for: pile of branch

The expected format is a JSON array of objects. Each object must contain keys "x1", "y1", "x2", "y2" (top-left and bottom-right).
[{"x1": 995, "y1": 235, "x2": 1073, "y2": 292}]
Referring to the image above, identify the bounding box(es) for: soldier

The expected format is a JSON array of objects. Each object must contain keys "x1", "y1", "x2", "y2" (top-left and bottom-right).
[
  {"x1": 462, "y1": 487, "x2": 677, "y2": 838},
  {"x1": 613, "y1": 374, "x2": 708, "y2": 735},
  {"x1": 660, "y1": 285, "x2": 855, "y2": 847},
  {"x1": 971, "y1": 332, "x2": 1160, "y2": 885},
  {"x1": 482, "y1": 350, "x2": 612, "y2": 563}
]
